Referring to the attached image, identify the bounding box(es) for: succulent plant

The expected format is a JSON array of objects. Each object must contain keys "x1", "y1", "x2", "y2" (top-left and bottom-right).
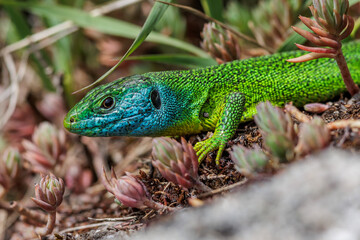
[
  {"x1": 201, "y1": 23, "x2": 241, "y2": 64},
  {"x1": 295, "y1": 117, "x2": 331, "y2": 156},
  {"x1": 32, "y1": 173, "x2": 65, "y2": 212},
  {"x1": 31, "y1": 173, "x2": 65, "y2": 235},
  {"x1": 312, "y1": 0, "x2": 351, "y2": 35},
  {"x1": 289, "y1": 0, "x2": 359, "y2": 95},
  {"x1": 0, "y1": 147, "x2": 21, "y2": 192},
  {"x1": 254, "y1": 102, "x2": 297, "y2": 162},
  {"x1": 255, "y1": 102, "x2": 333, "y2": 162},
  {"x1": 102, "y1": 168, "x2": 170, "y2": 210},
  {"x1": 152, "y1": 137, "x2": 210, "y2": 191},
  {"x1": 246, "y1": 0, "x2": 309, "y2": 50},
  {"x1": 22, "y1": 122, "x2": 66, "y2": 173},
  {"x1": 230, "y1": 145, "x2": 269, "y2": 178}
]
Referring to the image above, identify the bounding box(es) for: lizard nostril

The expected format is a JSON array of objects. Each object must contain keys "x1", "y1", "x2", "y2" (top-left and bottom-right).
[{"x1": 70, "y1": 117, "x2": 75, "y2": 123}]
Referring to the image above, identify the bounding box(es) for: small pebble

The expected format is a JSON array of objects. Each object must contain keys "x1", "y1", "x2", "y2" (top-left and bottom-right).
[
  {"x1": 340, "y1": 105, "x2": 347, "y2": 111},
  {"x1": 188, "y1": 198, "x2": 205, "y2": 207},
  {"x1": 304, "y1": 103, "x2": 330, "y2": 113}
]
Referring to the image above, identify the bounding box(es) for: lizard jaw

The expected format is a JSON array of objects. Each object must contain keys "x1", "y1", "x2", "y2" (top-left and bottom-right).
[{"x1": 64, "y1": 108, "x2": 146, "y2": 137}]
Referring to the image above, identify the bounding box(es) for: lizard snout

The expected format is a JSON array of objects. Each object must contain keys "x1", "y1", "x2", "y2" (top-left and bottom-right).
[{"x1": 63, "y1": 111, "x2": 79, "y2": 131}]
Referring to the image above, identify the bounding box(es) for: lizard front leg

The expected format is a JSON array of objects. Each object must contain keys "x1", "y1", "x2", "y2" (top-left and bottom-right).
[{"x1": 194, "y1": 92, "x2": 245, "y2": 164}]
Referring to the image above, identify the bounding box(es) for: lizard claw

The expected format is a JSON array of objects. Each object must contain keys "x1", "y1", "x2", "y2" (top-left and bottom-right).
[{"x1": 194, "y1": 137, "x2": 226, "y2": 165}]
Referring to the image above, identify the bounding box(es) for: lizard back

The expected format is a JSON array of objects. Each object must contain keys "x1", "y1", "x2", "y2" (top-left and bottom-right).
[{"x1": 145, "y1": 41, "x2": 360, "y2": 123}]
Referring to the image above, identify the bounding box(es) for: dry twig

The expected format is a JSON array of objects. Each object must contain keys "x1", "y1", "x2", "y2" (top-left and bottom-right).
[
  {"x1": 197, "y1": 179, "x2": 247, "y2": 198},
  {"x1": 285, "y1": 103, "x2": 311, "y2": 123},
  {"x1": 327, "y1": 119, "x2": 360, "y2": 130}
]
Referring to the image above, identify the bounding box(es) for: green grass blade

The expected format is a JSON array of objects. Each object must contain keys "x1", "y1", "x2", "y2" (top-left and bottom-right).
[
  {"x1": 349, "y1": 0, "x2": 360, "y2": 5},
  {"x1": 200, "y1": 0, "x2": 224, "y2": 21},
  {"x1": 0, "y1": 0, "x2": 210, "y2": 92},
  {"x1": 352, "y1": 18, "x2": 360, "y2": 38},
  {"x1": 74, "y1": 0, "x2": 173, "y2": 93},
  {"x1": 42, "y1": 0, "x2": 77, "y2": 105},
  {"x1": 4, "y1": 6, "x2": 29, "y2": 37},
  {"x1": 155, "y1": 5, "x2": 186, "y2": 39},
  {"x1": 0, "y1": 1, "x2": 207, "y2": 57},
  {"x1": 127, "y1": 54, "x2": 217, "y2": 68}
]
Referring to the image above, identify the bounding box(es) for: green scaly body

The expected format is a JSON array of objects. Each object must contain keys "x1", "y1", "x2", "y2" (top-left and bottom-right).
[{"x1": 64, "y1": 41, "x2": 360, "y2": 163}]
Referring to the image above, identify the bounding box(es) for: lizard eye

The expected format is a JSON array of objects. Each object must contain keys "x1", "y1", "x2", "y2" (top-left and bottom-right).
[
  {"x1": 150, "y1": 89, "x2": 161, "y2": 109},
  {"x1": 101, "y1": 97, "x2": 115, "y2": 109}
]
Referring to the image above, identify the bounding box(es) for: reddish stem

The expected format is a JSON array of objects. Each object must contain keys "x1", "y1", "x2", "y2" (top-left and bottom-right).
[
  {"x1": 334, "y1": 49, "x2": 360, "y2": 96},
  {"x1": 193, "y1": 179, "x2": 212, "y2": 192},
  {"x1": 36, "y1": 211, "x2": 56, "y2": 236},
  {"x1": 144, "y1": 199, "x2": 176, "y2": 211}
]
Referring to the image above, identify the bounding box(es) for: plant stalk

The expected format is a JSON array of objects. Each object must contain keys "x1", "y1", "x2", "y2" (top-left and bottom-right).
[
  {"x1": 36, "y1": 211, "x2": 56, "y2": 236},
  {"x1": 144, "y1": 199, "x2": 176, "y2": 211},
  {"x1": 334, "y1": 48, "x2": 359, "y2": 96},
  {"x1": 194, "y1": 180, "x2": 212, "y2": 192}
]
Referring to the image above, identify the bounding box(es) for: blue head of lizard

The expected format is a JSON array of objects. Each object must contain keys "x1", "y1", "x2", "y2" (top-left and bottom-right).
[{"x1": 63, "y1": 75, "x2": 190, "y2": 137}]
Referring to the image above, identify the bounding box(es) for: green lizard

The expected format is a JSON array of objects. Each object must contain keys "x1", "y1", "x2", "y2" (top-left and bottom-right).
[{"x1": 64, "y1": 41, "x2": 360, "y2": 164}]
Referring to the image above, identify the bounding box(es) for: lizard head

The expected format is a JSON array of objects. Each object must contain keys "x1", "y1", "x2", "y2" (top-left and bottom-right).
[{"x1": 63, "y1": 75, "x2": 180, "y2": 137}]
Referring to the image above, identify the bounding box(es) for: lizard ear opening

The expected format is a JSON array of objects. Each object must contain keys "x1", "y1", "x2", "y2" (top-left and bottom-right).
[{"x1": 150, "y1": 89, "x2": 161, "y2": 109}]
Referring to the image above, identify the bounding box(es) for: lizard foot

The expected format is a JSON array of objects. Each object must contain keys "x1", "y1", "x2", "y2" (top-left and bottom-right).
[
  {"x1": 194, "y1": 137, "x2": 226, "y2": 165},
  {"x1": 194, "y1": 92, "x2": 245, "y2": 165}
]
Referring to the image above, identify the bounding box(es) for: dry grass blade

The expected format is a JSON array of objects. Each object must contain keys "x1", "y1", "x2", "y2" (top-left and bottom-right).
[
  {"x1": 0, "y1": 0, "x2": 142, "y2": 56},
  {"x1": 73, "y1": 0, "x2": 173, "y2": 94},
  {"x1": 0, "y1": 0, "x2": 143, "y2": 129},
  {"x1": 0, "y1": 54, "x2": 20, "y2": 129}
]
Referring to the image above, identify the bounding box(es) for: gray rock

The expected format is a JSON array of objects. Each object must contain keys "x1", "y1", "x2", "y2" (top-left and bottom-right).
[{"x1": 130, "y1": 148, "x2": 360, "y2": 240}]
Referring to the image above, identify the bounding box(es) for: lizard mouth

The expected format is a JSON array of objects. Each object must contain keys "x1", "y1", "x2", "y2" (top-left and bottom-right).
[
  {"x1": 63, "y1": 109, "x2": 145, "y2": 136},
  {"x1": 63, "y1": 109, "x2": 89, "y2": 134},
  {"x1": 63, "y1": 116, "x2": 101, "y2": 136}
]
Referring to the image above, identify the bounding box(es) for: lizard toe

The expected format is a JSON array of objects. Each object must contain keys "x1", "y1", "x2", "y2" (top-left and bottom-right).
[{"x1": 195, "y1": 138, "x2": 226, "y2": 164}]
